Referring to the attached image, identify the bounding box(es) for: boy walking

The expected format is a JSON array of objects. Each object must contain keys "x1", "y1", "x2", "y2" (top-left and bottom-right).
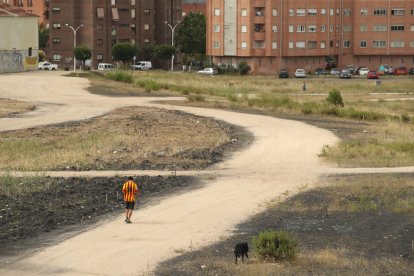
[{"x1": 122, "y1": 176, "x2": 140, "y2": 223}]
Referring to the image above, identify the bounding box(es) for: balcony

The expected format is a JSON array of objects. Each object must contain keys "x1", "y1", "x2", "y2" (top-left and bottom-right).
[{"x1": 254, "y1": 0, "x2": 266, "y2": 8}]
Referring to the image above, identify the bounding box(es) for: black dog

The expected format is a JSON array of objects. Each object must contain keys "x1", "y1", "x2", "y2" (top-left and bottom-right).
[{"x1": 234, "y1": 242, "x2": 249, "y2": 264}]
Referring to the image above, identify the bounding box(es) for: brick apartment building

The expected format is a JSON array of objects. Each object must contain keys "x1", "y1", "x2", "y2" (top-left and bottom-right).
[
  {"x1": 0, "y1": 0, "x2": 49, "y2": 24},
  {"x1": 207, "y1": 0, "x2": 414, "y2": 74},
  {"x1": 183, "y1": 0, "x2": 206, "y2": 17},
  {"x1": 46, "y1": 0, "x2": 181, "y2": 69}
]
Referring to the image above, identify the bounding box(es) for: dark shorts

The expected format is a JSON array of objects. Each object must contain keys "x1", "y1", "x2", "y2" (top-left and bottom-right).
[{"x1": 125, "y1": 201, "x2": 135, "y2": 210}]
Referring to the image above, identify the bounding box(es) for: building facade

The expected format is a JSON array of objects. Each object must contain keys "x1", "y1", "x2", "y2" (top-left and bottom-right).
[
  {"x1": 1, "y1": 0, "x2": 49, "y2": 24},
  {"x1": 207, "y1": 0, "x2": 414, "y2": 74},
  {"x1": 0, "y1": 3, "x2": 38, "y2": 73},
  {"x1": 47, "y1": 0, "x2": 181, "y2": 69},
  {"x1": 183, "y1": 0, "x2": 206, "y2": 17}
]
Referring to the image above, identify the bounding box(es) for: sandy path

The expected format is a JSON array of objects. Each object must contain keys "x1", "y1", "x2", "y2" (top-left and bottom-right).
[{"x1": 0, "y1": 71, "x2": 365, "y2": 275}]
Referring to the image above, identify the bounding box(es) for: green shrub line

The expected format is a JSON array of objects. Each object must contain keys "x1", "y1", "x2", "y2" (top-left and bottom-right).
[
  {"x1": 105, "y1": 71, "x2": 134, "y2": 83},
  {"x1": 252, "y1": 230, "x2": 298, "y2": 262}
]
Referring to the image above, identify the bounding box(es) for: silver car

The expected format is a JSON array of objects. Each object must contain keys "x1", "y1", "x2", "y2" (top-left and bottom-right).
[
  {"x1": 197, "y1": 68, "x2": 218, "y2": 75},
  {"x1": 294, "y1": 69, "x2": 306, "y2": 78}
]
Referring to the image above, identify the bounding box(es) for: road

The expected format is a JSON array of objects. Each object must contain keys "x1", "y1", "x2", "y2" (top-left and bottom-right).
[{"x1": 0, "y1": 71, "x2": 340, "y2": 275}]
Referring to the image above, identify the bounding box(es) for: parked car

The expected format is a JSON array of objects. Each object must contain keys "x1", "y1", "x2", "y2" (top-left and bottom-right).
[
  {"x1": 294, "y1": 69, "x2": 306, "y2": 78},
  {"x1": 314, "y1": 68, "x2": 326, "y2": 75},
  {"x1": 346, "y1": 66, "x2": 356, "y2": 75},
  {"x1": 131, "y1": 61, "x2": 152, "y2": 71},
  {"x1": 367, "y1": 71, "x2": 380, "y2": 79},
  {"x1": 409, "y1": 68, "x2": 414, "y2": 75},
  {"x1": 278, "y1": 69, "x2": 289, "y2": 78},
  {"x1": 359, "y1": 68, "x2": 370, "y2": 76},
  {"x1": 97, "y1": 63, "x2": 114, "y2": 71},
  {"x1": 394, "y1": 66, "x2": 408, "y2": 75},
  {"x1": 197, "y1": 68, "x2": 218, "y2": 75},
  {"x1": 330, "y1": 68, "x2": 340, "y2": 75},
  {"x1": 38, "y1": 62, "x2": 58, "y2": 70},
  {"x1": 339, "y1": 69, "x2": 352, "y2": 79}
]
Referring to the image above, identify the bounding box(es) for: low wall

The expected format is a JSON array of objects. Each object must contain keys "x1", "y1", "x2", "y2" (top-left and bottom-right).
[{"x1": 0, "y1": 49, "x2": 38, "y2": 74}]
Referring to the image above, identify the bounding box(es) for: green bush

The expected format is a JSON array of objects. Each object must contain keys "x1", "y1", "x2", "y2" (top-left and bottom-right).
[
  {"x1": 326, "y1": 89, "x2": 344, "y2": 107},
  {"x1": 106, "y1": 71, "x2": 133, "y2": 83},
  {"x1": 252, "y1": 230, "x2": 298, "y2": 262},
  {"x1": 238, "y1": 61, "x2": 251, "y2": 76}
]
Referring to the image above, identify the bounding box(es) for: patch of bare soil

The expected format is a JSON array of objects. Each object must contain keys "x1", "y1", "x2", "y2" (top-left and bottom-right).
[
  {"x1": 155, "y1": 174, "x2": 414, "y2": 275},
  {"x1": 0, "y1": 175, "x2": 197, "y2": 253},
  {"x1": 0, "y1": 98, "x2": 36, "y2": 118}
]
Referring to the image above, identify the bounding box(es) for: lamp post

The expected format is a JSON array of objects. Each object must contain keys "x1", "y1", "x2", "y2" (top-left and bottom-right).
[
  {"x1": 65, "y1": 23, "x2": 84, "y2": 72},
  {"x1": 164, "y1": 21, "x2": 181, "y2": 71}
]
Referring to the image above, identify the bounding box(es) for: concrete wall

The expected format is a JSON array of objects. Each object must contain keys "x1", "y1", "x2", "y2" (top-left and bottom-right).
[{"x1": 0, "y1": 16, "x2": 38, "y2": 73}]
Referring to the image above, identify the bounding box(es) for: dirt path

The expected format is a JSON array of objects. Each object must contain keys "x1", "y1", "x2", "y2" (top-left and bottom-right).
[{"x1": 0, "y1": 71, "x2": 391, "y2": 275}]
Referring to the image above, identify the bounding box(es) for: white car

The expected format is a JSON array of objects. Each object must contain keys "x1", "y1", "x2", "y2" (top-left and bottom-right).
[
  {"x1": 197, "y1": 68, "x2": 217, "y2": 75},
  {"x1": 39, "y1": 62, "x2": 58, "y2": 70},
  {"x1": 359, "y1": 68, "x2": 370, "y2": 76},
  {"x1": 294, "y1": 69, "x2": 306, "y2": 78},
  {"x1": 131, "y1": 61, "x2": 152, "y2": 71}
]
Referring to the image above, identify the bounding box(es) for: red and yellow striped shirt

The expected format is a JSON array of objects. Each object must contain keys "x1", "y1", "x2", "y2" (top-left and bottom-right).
[{"x1": 122, "y1": 180, "x2": 139, "y2": 202}]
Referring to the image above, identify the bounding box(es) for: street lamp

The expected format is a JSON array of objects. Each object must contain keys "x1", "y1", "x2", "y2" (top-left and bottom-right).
[
  {"x1": 164, "y1": 21, "x2": 181, "y2": 71},
  {"x1": 65, "y1": 23, "x2": 84, "y2": 72}
]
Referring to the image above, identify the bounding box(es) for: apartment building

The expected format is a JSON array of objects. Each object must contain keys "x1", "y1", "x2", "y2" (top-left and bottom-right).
[
  {"x1": 48, "y1": 0, "x2": 181, "y2": 69},
  {"x1": 183, "y1": 0, "x2": 206, "y2": 16},
  {"x1": 207, "y1": 0, "x2": 414, "y2": 74},
  {"x1": 1, "y1": 0, "x2": 49, "y2": 24}
]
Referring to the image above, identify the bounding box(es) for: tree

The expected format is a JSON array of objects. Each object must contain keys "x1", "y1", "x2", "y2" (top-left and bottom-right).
[
  {"x1": 140, "y1": 45, "x2": 155, "y2": 60},
  {"x1": 38, "y1": 50, "x2": 45, "y2": 62},
  {"x1": 154, "y1": 44, "x2": 176, "y2": 69},
  {"x1": 39, "y1": 24, "x2": 49, "y2": 49},
  {"x1": 176, "y1": 13, "x2": 206, "y2": 66},
  {"x1": 111, "y1": 43, "x2": 137, "y2": 65},
  {"x1": 74, "y1": 46, "x2": 92, "y2": 69}
]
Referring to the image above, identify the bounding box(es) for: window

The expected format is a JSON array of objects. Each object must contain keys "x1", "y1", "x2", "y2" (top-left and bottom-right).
[
  {"x1": 289, "y1": 9, "x2": 294, "y2": 16},
  {"x1": 373, "y1": 24, "x2": 387, "y2": 32},
  {"x1": 253, "y1": 41, "x2": 265, "y2": 48},
  {"x1": 214, "y1": 24, "x2": 220, "y2": 32},
  {"x1": 112, "y1": 8, "x2": 119, "y2": 21},
  {"x1": 52, "y1": 38, "x2": 61, "y2": 44},
  {"x1": 289, "y1": 42, "x2": 294, "y2": 48},
  {"x1": 111, "y1": 29, "x2": 116, "y2": 36},
  {"x1": 272, "y1": 42, "x2": 277, "y2": 49},
  {"x1": 144, "y1": 9, "x2": 150, "y2": 15},
  {"x1": 52, "y1": 7, "x2": 60, "y2": 13},
  {"x1": 97, "y1": 24, "x2": 103, "y2": 30},
  {"x1": 321, "y1": 25, "x2": 326, "y2": 32},
  {"x1": 330, "y1": 40, "x2": 334, "y2": 48},
  {"x1": 391, "y1": 25, "x2": 405, "y2": 31},
  {"x1": 297, "y1": 25, "x2": 305, "y2": 32},
  {"x1": 374, "y1": 9, "x2": 387, "y2": 16},
  {"x1": 97, "y1": 39, "x2": 103, "y2": 45},
  {"x1": 308, "y1": 25, "x2": 317, "y2": 32},
  {"x1": 411, "y1": 41, "x2": 414, "y2": 47},
  {"x1": 272, "y1": 25, "x2": 277, "y2": 32},
  {"x1": 308, "y1": 41, "x2": 317, "y2": 49},
  {"x1": 343, "y1": 9, "x2": 352, "y2": 16},
  {"x1": 411, "y1": 25, "x2": 414, "y2": 31},
  {"x1": 131, "y1": 0, "x2": 135, "y2": 5},
  {"x1": 296, "y1": 41, "x2": 305, "y2": 48},
  {"x1": 52, "y1": 23, "x2": 61, "y2": 29},
  {"x1": 330, "y1": 9, "x2": 334, "y2": 16},
  {"x1": 289, "y1": 25, "x2": 294, "y2": 32},
  {"x1": 131, "y1": 9, "x2": 135, "y2": 18},
  {"x1": 321, "y1": 41, "x2": 326, "y2": 48},
  {"x1": 241, "y1": 25, "x2": 247, "y2": 33},
  {"x1": 373, "y1": 40, "x2": 386, "y2": 48},
  {"x1": 144, "y1": 24, "x2": 150, "y2": 30},
  {"x1": 391, "y1": 40, "x2": 404, "y2": 47},
  {"x1": 360, "y1": 24, "x2": 368, "y2": 32},
  {"x1": 97, "y1": 54, "x2": 103, "y2": 61},
  {"x1": 391, "y1": 9, "x2": 405, "y2": 16},
  {"x1": 214, "y1": 41, "x2": 220, "y2": 48},
  {"x1": 321, "y1": 9, "x2": 326, "y2": 15},
  {"x1": 241, "y1": 41, "x2": 247, "y2": 49},
  {"x1": 330, "y1": 25, "x2": 334, "y2": 32},
  {"x1": 308, "y1": 9, "x2": 317, "y2": 16},
  {"x1": 52, "y1": 54, "x2": 61, "y2": 61},
  {"x1": 343, "y1": 40, "x2": 351, "y2": 48},
  {"x1": 360, "y1": 41, "x2": 367, "y2": 48},
  {"x1": 297, "y1": 9, "x2": 305, "y2": 16},
  {"x1": 214, "y1": 8, "x2": 220, "y2": 16},
  {"x1": 361, "y1": 8, "x2": 368, "y2": 15},
  {"x1": 343, "y1": 25, "x2": 352, "y2": 32},
  {"x1": 111, "y1": 0, "x2": 116, "y2": 5},
  {"x1": 241, "y1": 9, "x2": 247, "y2": 16},
  {"x1": 97, "y1": 8, "x2": 104, "y2": 18},
  {"x1": 272, "y1": 9, "x2": 277, "y2": 16}
]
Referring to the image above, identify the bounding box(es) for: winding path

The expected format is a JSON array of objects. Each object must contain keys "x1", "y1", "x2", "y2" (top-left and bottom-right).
[{"x1": 0, "y1": 72, "x2": 411, "y2": 275}]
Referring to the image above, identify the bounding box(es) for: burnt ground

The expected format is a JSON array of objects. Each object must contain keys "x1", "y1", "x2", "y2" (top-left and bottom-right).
[{"x1": 155, "y1": 174, "x2": 414, "y2": 275}]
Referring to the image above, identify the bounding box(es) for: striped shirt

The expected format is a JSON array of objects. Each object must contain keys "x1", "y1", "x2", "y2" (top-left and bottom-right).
[{"x1": 122, "y1": 180, "x2": 139, "y2": 202}]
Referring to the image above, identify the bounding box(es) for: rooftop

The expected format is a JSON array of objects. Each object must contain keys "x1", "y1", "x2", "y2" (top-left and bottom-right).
[{"x1": 0, "y1": 3, "x2": 38, "y2": 17}]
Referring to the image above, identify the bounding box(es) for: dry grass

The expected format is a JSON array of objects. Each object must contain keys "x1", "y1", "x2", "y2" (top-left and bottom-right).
[
  {"x1": 0, "y1": 98, "x2": 35, "y2": 118},
  {"x1": 0, "y1": 107, "x2": 230, "y2": 171}
]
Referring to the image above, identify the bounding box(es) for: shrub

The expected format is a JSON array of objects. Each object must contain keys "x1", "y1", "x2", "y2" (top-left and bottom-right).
[
  {"x1": 238, "y1": 61, "x2": 251, "y2": 76},
  {"x1": 252, "y1": 230, "x2": 298, "y2": 262},
  {"x1": 188, "y1": 94, "x2": 205, "y2": 102},
  {"x1": 326, "y1": 89, "x2": 344, "y2": 107},
  {"x1": 106, "y1": 71, "x2": 133, "y2": 83}
]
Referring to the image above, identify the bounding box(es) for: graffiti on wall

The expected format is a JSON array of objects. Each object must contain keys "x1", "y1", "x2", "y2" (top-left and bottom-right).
[
  {"x1": 24, "y1": 56, "x2": 38, "y2": 70},
  {"x1": 13, "y1": 51, "x2": 23, "y2": 64},
  {"x1": 0, "y1": 50, "x2": 38, "y2": 73}
]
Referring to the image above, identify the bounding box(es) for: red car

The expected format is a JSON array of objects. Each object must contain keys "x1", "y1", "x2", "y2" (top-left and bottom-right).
[
  {"x1": 367, "y1": 71, "x2": 379, "y2": 79},
  {"x1": 394, "y1": 67, "x2": 408, "y2": 75}
]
